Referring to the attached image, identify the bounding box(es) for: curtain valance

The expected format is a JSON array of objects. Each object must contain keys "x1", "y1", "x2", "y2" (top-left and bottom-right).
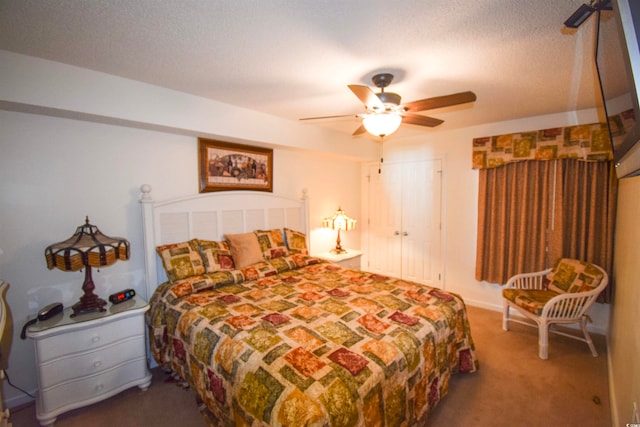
[{"x1": 472, "y1": 122, "x2": 613, "y2": 170}]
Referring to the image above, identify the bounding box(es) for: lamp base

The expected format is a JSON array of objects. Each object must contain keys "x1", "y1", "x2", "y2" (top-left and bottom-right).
[
  {"x1": 71, "y1": 294, "x2": 107, "y2": 317},
  {"x1": 331, "y1": 229, "x2": 347, "y2": 254},
  {"x1": 71, "y1": 265, "x2": 107, "y2": 317}
]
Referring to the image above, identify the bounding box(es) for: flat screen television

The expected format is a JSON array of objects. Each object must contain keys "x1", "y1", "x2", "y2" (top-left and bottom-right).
[{"x1": 596, "y1": 0, "x2": 640, "y2": 178}]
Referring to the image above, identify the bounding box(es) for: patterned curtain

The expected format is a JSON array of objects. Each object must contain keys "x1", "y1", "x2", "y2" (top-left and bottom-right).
[{"x1": 472, "y1": 123, "x2": 612, "y2": 170}]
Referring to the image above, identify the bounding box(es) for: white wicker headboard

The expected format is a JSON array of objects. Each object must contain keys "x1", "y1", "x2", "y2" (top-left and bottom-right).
[{"x1": 139, "y1": 184, "x2": 309, "y2": 300}]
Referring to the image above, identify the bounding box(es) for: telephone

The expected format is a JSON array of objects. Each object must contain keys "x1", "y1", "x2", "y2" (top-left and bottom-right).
[{"x1": 20, "y1": 302, "x2": 64, "y2": 339}]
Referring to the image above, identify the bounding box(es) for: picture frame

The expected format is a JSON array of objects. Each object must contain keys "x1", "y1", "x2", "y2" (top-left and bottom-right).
[{"x1": 198, "y1": 138, "x2": 273, "y2": 193}]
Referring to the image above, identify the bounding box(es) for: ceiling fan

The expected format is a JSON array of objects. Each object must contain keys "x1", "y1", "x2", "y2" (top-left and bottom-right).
[{"x1": 300, "y1": 73, "x2": 477, "y2": 138}]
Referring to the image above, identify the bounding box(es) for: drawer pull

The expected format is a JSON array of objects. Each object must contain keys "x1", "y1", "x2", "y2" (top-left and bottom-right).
[
  {"x1": 91, "y1": 336, "x2": 100, "y2": 343},
  {"x1": 93, "y1": 361, "x2": 102, "y2": 368},
  {"x1": 96, "y1": 384, "x2": 104, "y2": 392}
]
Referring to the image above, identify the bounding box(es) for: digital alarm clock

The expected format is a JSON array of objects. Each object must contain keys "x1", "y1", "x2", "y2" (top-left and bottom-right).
[{"x1": 109, "y1": 288, "x2": 136, "y2": 304}]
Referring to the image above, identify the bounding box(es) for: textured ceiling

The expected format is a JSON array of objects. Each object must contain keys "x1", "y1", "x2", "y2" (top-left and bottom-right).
[{"x1": 0, "y1": 0, "x2": 612, "y2": 140}]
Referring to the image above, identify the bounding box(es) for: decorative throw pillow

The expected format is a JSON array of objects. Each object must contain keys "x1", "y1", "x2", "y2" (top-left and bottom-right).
[
  {"x1": 546, "y1": 258, "x2": 604, "y2": 294},
  {"x1": 225, "y1": 232, "x2": 264, "y2": 269},
  {"x1": 240, "y1": 261, "x2": 279, "y2": 281},
  {"x1": 166, "y1": 275, "x2": 216, "y2": 298},
  {"x1": 284, "y1": 228, "x2": 309, "y2": 255},
  {"x1": 156, "y1": 239, "x2": 204, "y2": 283},
  {"x1": 255, "y1": 229, "x2": 289, "y2": 259},
  {"x1": 199, "y1": 239, "x2": 235, "y2": 272}
]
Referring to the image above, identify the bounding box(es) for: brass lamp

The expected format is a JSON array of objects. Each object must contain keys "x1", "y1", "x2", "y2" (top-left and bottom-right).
[
  {"x1": 322, "y1": 207, "x2": 356, "y2": 254},
  {"x1": 45, "y1": 217, "x2": 130, "y2": 317}
]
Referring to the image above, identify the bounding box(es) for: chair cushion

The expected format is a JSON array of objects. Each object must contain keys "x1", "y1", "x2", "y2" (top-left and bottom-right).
[
  {"x1": 503, "y1": 289, "x2": 561, "y2": 315},
  {"x1": 546, "y1": 258, "x2": 604, "y2": 294}
]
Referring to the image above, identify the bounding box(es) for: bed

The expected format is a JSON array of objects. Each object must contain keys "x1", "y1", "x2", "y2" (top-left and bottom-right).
[{"x1": 139, "y1": 185, "x2": 477, "y2": 426}]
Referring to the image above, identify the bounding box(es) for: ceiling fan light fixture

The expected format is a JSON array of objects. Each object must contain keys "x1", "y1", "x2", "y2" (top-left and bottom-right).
[
  {"x1": 301, "y1": 73, "x2": 476, "y2": 136},
  {"x1": 377, "y1": 92, "x2": 401, "y2": 106},
  {"x1": 363, "y1": 113, "x2": 402, "y2": 138}
]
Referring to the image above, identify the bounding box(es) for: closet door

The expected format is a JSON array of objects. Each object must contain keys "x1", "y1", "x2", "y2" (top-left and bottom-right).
[
  {"x1": 366, "y1": 163, "x2": 403, "y2": 279},
  {"x1": 364, "y1": 160, "x2": 442, "y2": 287},
  {"x1": 401, "y1": 160, "x2": 441, "y2": 285}
]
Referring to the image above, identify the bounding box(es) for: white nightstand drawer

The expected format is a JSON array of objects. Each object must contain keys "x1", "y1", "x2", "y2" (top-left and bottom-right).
[
  {"x1": 36, "y1": 315, "x2": 143, "y2": 362},
  {"x1": 39, "y1": 336, "x2": 145, "y2": 386},
  {"x1": 40, "y1": 358, "x2": 148, "y2": 414}
]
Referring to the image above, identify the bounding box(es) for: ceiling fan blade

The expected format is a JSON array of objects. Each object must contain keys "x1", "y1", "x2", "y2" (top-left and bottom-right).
[
  {"x1": 403, "y1": 91, "x2": 477, "y2": 112},
  {"x1": 352, "y1": 124, "x2": 367, "y2": 136},
  {"x1": 348, "y1": 85, "x2": 384, "y2": 110},
  {"x1": 299, "y1": 113, "x2": 357, "y2": 121},
  {"x1": 402, "y1": 113, "x2": 444, "y2": 127}
]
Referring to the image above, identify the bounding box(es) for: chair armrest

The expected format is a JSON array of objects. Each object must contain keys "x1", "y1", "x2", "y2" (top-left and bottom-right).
[
  {"x1": 504, "y1": 268, "x2": 552, "y2": 290},
  {"x1": 541, "y1": 273, "x2": 608, "y2": 319},
  {"x1": 541, "y1": 291, "x2": 598, "y2": 319}
]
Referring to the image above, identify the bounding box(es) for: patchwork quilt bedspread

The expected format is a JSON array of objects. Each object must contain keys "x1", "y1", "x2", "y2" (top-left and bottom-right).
[{"x1": 147, "y1": 258, "x2": 478, "y2": 426}]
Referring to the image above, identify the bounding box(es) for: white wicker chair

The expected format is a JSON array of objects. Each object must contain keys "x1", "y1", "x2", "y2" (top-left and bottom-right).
[{"x1": 502, "y1": 258, "x2": 608, "y2": 360}]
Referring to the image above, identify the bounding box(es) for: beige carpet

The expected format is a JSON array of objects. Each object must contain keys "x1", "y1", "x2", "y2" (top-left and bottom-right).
[{"x1": 10, "y1": 305, "x2": 610, "y2": 426}]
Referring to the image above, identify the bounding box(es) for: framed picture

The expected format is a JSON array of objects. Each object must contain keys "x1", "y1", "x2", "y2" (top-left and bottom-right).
[{"x1": 198, "y1": 138, "x2": 273, "y2": 193}]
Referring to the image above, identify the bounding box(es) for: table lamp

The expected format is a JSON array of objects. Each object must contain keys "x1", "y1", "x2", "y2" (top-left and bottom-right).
[
  {"x1": 322, "y1": 207, "x2": 356, "y2": 254},
  {"x1": 45, "y1": 217, "x2": 130, "y2": 317}
]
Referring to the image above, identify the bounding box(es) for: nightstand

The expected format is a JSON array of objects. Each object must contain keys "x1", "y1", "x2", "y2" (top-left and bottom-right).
[
  {"x1": 316, "y1": 249, "x2": 363, "y2": 270},
  {"x1": 27, "y1": 298, "x2": 152, "y2": 427}
]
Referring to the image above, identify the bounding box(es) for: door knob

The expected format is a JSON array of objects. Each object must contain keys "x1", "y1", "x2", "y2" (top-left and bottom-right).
[
  {"x1": 394, "y1": 231, "x2": 400, "y2": 236},
  {"x1": 403, "y1": 231, "x2": 408, "y2": 236}
]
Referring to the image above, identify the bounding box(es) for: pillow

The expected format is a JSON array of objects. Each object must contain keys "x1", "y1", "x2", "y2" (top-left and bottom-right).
[
  {"x1": 165, "y1": 270, "x2": 245, "y2": 298},
  {"x1": 166, "y1": 275, "x2": 217, "y2": 298},
  {"x1": 225, "y1": 232, "x2": 264, "y2": 269},
  {"x1": 240, "y1": 261, "x2": 279, "y2": 281},
  {"x1": 546, "y1": 258, "x2": 604, "y2": 294},
  {"x1": 199, "y1": 239, "x2": 235, "y2": 273},
  {"x1": 284, "y1": 228, "x2": 309, "y2": 255},
  {"x1": 275, "y1": 254, "x2": 321, "y2": 270},
  {"x1": 156, "y1": 239, "x2": 204, "y2": 282},
  {"x1": 255, "y1": 229, "x2": 289, "y2": 259}
]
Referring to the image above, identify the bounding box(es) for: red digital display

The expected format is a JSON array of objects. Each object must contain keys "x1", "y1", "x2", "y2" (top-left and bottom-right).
[{"x1": 109, "y1": 289, "x2": 135, "y2": 304}]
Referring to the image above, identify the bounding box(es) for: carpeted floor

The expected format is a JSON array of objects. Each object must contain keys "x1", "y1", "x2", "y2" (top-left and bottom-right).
[
  {"x1": 427, "y1": 305, "x2": 610, "y2": 427},
  {"x1": 10, "y1": 305, "x2": 610, "y2": 426}
]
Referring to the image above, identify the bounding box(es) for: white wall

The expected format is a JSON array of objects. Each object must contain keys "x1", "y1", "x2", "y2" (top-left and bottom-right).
[
  {"x1": 608, "y1": 176, "x2": 640, "y2": 426},
  {"x1": 0, "y1": 51, "x2": 370, "y2": 407},
  {"x1": 0, "y1": 109, "x2": 362, "y2": 407},
  {"x1": 0, "y1": 50, "x2": 378, "y2": 161},
  {"x1": 365, "y1": 108, "x2": 611, "y2": 332}
]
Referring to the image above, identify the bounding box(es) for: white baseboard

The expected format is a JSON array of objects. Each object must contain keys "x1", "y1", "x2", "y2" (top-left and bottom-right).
[
  {"x1": 464, "y1": 298, "x2": 502, "y2": 312},
  {"x1": 464, "y1": 299, "x2": 608, "y2": 336},
  {"x1": 5, "y1": 387, "x2": 36, "y2": 410}
]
